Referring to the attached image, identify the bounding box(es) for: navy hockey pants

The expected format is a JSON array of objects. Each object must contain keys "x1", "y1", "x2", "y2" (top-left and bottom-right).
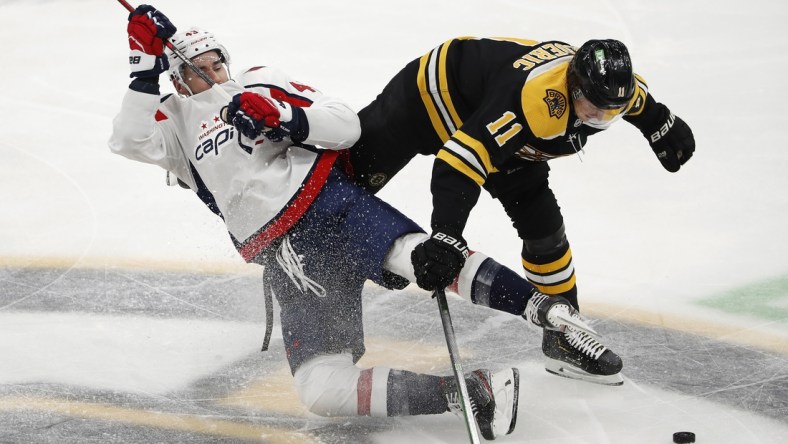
[{"x1": 261, "y1": 168, "x2": 423, "y2": 374}]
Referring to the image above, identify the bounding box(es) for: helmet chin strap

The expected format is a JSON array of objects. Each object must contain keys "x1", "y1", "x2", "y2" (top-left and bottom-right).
[
  {"x1": 170, "y1": 68, "x2": 194, "y2": 97},
  {"x1": 165, "y1": 42, "x2": 231, "y2": 99},
  {"x1": 174, "y1": 79, "x2": 193, "y2": 97}
]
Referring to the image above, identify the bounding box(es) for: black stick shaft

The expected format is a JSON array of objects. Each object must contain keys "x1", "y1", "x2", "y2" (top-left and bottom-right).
[{"x1": 435, "y1": 289, "x2": 481, "y2": 444}]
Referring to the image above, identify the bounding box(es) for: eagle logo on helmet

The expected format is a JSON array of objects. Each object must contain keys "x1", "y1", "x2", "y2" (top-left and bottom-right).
[{"x1": 543, "y1": 89, "x2": 567, "y2": 119}]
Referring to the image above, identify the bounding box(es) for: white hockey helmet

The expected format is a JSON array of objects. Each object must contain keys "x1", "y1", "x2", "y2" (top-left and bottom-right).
[{"x1": 166, "y1": 27, "x2": 231, "y2": 90}]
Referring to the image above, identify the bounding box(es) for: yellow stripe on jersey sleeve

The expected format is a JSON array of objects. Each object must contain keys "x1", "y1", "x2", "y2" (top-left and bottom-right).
[
  {"x1": 453, "y1": 131, "x2": 497, "y2": 174},
  {"x1": 417, "y1": 52, "x2": 451, "y2": 142},
  {"x1": 634, "y1": 73, "x2": 648, "y2": 90},
  {"x1": 437, "y1": 149, "x2": 486, "y2": 186},
  {"x1": 437, "y1": 40, "x2": 463, "y2": 131},
  {"x1": 624, "y1": 74, "x2": 649, "y2": 117}
]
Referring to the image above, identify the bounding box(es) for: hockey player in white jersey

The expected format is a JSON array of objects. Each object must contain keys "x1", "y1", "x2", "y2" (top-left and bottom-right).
[{"x1": 109, "y1": 5, "x2": 621, "y2": 439}]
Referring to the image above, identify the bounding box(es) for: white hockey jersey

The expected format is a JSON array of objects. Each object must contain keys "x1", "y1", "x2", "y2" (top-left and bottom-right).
[{"x1": 108, "y1": 66, "x2": 361, "y2": 262}]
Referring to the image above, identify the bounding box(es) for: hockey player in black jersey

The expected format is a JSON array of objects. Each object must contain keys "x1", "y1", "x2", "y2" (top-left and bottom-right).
[{"x1": 349, "y1": 37, "x2": 696, "y2": 385}]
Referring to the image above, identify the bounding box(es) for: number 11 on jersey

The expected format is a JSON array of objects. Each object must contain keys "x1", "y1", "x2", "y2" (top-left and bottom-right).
[{"x1": 486, "y1": 111, "x2": 522, "y2": 146}]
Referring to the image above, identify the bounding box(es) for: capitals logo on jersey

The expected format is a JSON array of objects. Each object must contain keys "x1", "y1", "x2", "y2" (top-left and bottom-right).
[{"x1": 194, "y1": 115, "x2": 236, "y2": 161}]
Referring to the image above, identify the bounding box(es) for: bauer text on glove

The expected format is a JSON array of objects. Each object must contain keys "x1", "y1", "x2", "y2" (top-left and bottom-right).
[
  {"x1": 646, "y1": 111, "x2": 695, "y2": 173},
  {"x1": 411, "y1": 229, "x2": 469, "y2": 291},
  {"x1": 127, "y1": 4, "x2": 176, "y2": 78},
  {"x1": 625, "y1": 97, "x2": 695, "y2": 173}
]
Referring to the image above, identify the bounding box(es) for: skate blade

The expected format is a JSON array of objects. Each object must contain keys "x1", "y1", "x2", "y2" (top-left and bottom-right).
[
  {"x1": 507, "y1": 368, "x2": 519, "y2": 435},
  {"x1": 487, "y1": 367, "x2": 520, "y2": 439},
  {"x1": 544, "y1": 357, "x2": 624, "y2": 386}
]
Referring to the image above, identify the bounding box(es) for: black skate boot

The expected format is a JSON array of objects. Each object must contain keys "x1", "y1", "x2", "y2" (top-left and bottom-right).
[
  {"x1": 524, "y1": 290, "x2": 623, "y2": 386},
  {"x1": 446, "y1": 368, "x2": 520, "y2": 440}
]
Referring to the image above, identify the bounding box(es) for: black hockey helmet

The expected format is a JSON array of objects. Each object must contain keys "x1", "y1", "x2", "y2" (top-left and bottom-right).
[{"x1": 568, "y1": 39, "x2": 635, "y2": 109}]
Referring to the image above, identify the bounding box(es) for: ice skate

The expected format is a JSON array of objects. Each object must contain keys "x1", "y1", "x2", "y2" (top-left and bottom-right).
[
  {"x1": 524, "y1": 291, "x2": 624, "y2": 386},
  {"x1": 447, "y1": 368, "x2": 520, "y2": 440}
]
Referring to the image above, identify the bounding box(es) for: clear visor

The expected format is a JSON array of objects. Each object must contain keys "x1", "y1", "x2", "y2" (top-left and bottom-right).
[
  {"x1": 573, "y1": 92, "x2": 626, "y2": 129},
  {"x1": 180, "y1": 52, "x2": 227, "y2": 82}
]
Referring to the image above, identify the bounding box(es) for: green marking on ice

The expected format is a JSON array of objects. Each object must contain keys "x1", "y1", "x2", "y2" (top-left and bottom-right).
[{"x1": 698, "y1": 274, "x2": 788, "y2": 322}]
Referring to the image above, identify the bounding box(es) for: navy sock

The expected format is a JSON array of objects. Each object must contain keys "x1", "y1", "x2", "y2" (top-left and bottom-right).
[
  {"x1": 386, "y1": 370, "x2": 449, "y2": 416},
  {"x1": 470, "y1": 258, "x2": 532, "y2": 315}
]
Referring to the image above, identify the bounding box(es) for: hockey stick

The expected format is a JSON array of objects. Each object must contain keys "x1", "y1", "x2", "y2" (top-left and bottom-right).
[
  {"x1": 260, "y1": 278, "x2": 273, "y2": 352},
  {"x1": 116, "y1": 0, "x2": 232, "y2": 100},
  {"x1": 435, "y1": 288, "x2": 481, "y2": 444}
]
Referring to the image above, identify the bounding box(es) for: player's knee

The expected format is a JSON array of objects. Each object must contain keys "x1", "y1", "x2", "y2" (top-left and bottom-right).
[
  {"x1": 523, "y1": 224, "x2": 568, "y2": 256},
  {"x1": 293, "y1": 354, "x2": 363, "y2": 417},
  {"x1": 456, "y1": 251, "x2": 491, "y2": 300},
  {"x1": 382, "y1": 232, "x2": 429, "y2": 283}
]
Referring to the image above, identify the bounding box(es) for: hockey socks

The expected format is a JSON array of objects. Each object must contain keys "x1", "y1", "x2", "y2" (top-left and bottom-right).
[
  {"x1": 455, "y1": 253, "x2": 533, "y2": 316},
  {"x1": 385, "y1": 370, "x2": 449, "y2": 416}
]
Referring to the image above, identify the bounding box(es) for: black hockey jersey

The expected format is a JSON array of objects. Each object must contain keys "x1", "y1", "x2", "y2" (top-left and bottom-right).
[{"x1": 408, "y1": 37, "x2": 649, "y2": 231}]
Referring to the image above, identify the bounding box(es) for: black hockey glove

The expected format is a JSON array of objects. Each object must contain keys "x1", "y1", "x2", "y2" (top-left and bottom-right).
[
  {"x1": 127, "y1": 5, "x2": 176, "y2": 78},
  {"x1": 411, "y1": 229, "x2": 470, "y2": 291},
  {"x1": 646, "y1": 112, "x2": 695, "y2": 173},
  {"x1": 626, "y1": 97, "x2": 695, "y2": 173}
]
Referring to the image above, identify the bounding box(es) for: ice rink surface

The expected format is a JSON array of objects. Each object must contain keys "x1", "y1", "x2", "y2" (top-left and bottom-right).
[{"x1": 1, "y1": 0, "x2": 787, "y2": 443}]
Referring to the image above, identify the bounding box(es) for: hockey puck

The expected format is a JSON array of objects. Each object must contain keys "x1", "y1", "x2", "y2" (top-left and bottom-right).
[{"x1": 673, "y1": 431, "x2": 695, "y2": 443}]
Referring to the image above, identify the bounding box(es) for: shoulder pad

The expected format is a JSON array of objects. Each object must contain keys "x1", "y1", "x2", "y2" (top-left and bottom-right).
[
  {"x1": 521, "y1": 59, "x2": 572, "y2": 139},
  {"x1": 244, "y1": 66, "x2": 268, "y2": 73},
  {"x1": 238, "y1": 66, "x2": 318, "y2": 108},
  {"x1": 624, "y1": 74, "x2": 649, "y2": 117}
]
